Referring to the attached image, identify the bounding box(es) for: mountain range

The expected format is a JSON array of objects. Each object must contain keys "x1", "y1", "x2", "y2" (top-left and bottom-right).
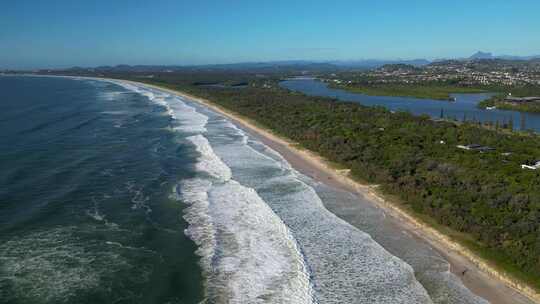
[
  {"x1": 466, "y1": 51, "x2": 540, "y2": 61},
  {"x1": 30, "y1": 52, "x2": 540, "y2": 74}
]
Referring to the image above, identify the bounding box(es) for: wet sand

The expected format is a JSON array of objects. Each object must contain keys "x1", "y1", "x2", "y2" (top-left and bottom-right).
[
  {"x1": 242, "y1": 126, "x2": 535, "y2": 304},
  {"x1": 123, "y1": 79, "x2": 538, "y2": 304}
]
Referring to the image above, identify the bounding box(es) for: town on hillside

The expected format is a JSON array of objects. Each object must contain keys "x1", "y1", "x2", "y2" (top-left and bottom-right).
[{"x1": 324, "y1": 57, "x2": 540, "y2": 87}]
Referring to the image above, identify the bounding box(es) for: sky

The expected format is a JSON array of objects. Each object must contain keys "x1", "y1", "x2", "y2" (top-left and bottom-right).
[{"x1": 1, "y1": 0, "x2": 540, "y2": 69}]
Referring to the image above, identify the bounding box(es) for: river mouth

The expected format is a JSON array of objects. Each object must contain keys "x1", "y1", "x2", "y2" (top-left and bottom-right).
[{"x1": 279, "y1": 78, "x2": 540, "y2": 132}]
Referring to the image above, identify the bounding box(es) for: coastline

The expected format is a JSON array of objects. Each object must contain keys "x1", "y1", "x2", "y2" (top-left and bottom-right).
[{"x1": 120, "y1": 79, "x2": 538, "y2": 304}]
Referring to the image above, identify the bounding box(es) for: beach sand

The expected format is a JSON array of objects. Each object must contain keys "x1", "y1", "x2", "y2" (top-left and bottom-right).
[{"x1": 124, "y1": 79, "x2": 538, "y2": 304}]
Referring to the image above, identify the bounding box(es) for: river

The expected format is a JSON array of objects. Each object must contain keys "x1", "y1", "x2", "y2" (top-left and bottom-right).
[{"x1": 280, "y1": 78, "x2": 540, "y2": 132}]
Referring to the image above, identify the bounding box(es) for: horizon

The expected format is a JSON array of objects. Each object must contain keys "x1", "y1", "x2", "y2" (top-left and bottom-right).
[
  {"x1": 2, "y1": 0, "x2": 540, "y2": 69},
  {"x1": 5, "y1": 51, "x2": 540, "y2": 71}
]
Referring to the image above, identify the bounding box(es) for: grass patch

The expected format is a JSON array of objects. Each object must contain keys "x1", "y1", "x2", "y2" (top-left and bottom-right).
[{"x1": 335, "y1": 84, "x2": 487, "y2": 100}]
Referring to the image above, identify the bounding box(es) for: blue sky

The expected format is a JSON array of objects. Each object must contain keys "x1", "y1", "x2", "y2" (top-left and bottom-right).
[{"x1": 1, "y1": 0, "x2": 540, "y2": 69}]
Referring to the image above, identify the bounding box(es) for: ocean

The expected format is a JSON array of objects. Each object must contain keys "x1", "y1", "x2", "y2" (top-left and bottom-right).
[{"x1": 0, "y1": 76, "x2": 489, "y2": 303}]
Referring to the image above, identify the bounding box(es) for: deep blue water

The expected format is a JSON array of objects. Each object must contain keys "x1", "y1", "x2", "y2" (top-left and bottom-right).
[
  {"x1": 0, "y1": 76, "x2": 203, "y2": 304},
  {"x1": 280, "y1": 78, "x2": 540, "y2": 132}
]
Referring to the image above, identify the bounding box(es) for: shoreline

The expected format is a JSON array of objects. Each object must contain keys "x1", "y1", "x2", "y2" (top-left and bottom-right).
[
  {"x1": 328, "y1": 83, "x2": 486, "y2": 101},
  {"x1": 119, "y1": 78, "x2": 537, "y2": 304}
]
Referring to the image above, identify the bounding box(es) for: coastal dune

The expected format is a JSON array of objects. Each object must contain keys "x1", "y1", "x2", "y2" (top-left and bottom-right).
[{"x1": 119, "y1": 79, "x2": 538, "y2": 304}]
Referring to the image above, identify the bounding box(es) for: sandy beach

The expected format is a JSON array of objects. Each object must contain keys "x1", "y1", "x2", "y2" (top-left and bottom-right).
[{"x1": 125, "y1": 79, "x2": 539, "y2": 304}]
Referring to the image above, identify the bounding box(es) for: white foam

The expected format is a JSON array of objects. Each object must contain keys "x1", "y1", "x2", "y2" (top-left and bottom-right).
[
  {"x1": 0, "y1": 226, "x2": 151, "y2": 303},
  {"x1": 100, "y1": 91, "x2": 125, "y2": 101},
  {"x1": 179, "y1": 177, "x2": 315, "y2": 304},
  {"x1": 187, "y1": 135, "x2": 231, "y2": 181},
  {"x1": 100, "y1": 110, "x2": 128, "y2": 115},
  {"x1": 418, "y1": 268, "x2": 489, "y2": 304},
  {"x1": 104, "y1": 80, "x2": 208, "y2": 133},
  {"x1": 126, "y1": 181, "x2": 152, "y2": 214},
  {"x1": 201, "y1": 113, "x2": 434, "y2": 303},
  {"x1": 106, "y1": 80, "x2": 141, "y2": 93},
  {"x1": 178, "y1": 132, "x2": 314, "y2": 303},
  {"x1": 168, "y1": 97, "x2": 208, "y2": 133}
]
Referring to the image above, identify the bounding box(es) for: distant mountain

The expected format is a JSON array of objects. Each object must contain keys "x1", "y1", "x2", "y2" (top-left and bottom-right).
[
  {"x1": 465, "y1": 51, "x2": 540, "y2": 61},
  {"x1": 61, "y1": 61, "x2": 344, "y2": 74},
  {"x1": 469, "y1": 51, "x2": 494, "y2": 60},
  {"x1": 59, "y1": 59, "x2": 432, "y2": 74},
  {"x1": 497, "y1": 54, "x2": 540, "y2": 60},
  {"x1": 187, "y1": 60, "x2": 341, "y2": 71},
  {"x1": 185, "y1": 59, "x2": 431, "y2": 70},
  {"x1": 42, "y1": 53, "x2": 540, "y2": 74},
  {"x1": 434, "y1": 52, "x2": 540, "y2": 62},
  {"x1": 329, "y1": 59, "x2": 430, "y2": 68}
]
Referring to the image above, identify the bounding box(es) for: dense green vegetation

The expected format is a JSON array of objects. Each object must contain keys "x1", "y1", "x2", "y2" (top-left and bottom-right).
[
  {"x1": 332, "y1": 79, "x2": 540, "y2": 113},
  {"x1": 332, "y1": 82, "x2": 487, "y2": 100},
  {"x1": 50, "y1": 70, "x2": 540, "y2": 291}
]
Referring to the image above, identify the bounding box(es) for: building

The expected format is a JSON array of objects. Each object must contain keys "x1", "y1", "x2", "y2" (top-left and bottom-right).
[
  {"x1": 457, "y1": 144, "x2": 495, "y2": 152},
  {"x1": 521, "y1": 161, "x2": 540, "y2": 170}
]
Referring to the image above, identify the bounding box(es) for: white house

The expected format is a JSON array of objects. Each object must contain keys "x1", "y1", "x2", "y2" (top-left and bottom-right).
[{"x1": 521, "y1": 161, "x2": 540, "y2": 170}]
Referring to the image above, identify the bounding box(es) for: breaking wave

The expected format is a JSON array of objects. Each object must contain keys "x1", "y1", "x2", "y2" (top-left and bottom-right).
[
  {"x1": 199, "y1": 115, "x2": 433, "y2": 303},
  {"x1": 114, "y1": 81, "x2": 315, "y2": 303},
  {"x1": 113, "y1": 80, "x2": 436, "y2": 303},
  {"x1": 180, "y1": 136, "x2": 315, "y2": 303}
]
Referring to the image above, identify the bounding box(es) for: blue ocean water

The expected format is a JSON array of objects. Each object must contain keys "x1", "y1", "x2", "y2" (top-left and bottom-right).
[
  {"x1": 0, "y1": 76, "x2": 492, "y2": 304},
  {"x1": 0, "y1": 76, "x2": 203, "y2": 304}
]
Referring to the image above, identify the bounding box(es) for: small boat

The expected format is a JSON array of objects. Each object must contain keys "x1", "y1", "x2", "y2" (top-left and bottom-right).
[{"x1": 485, "y1": 106, "x2": 497, "y2": 110}]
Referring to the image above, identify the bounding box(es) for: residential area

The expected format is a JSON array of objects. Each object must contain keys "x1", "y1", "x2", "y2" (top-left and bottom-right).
[{"x1": 325, "y1": 58, "x2": 540, "y2": 87}]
